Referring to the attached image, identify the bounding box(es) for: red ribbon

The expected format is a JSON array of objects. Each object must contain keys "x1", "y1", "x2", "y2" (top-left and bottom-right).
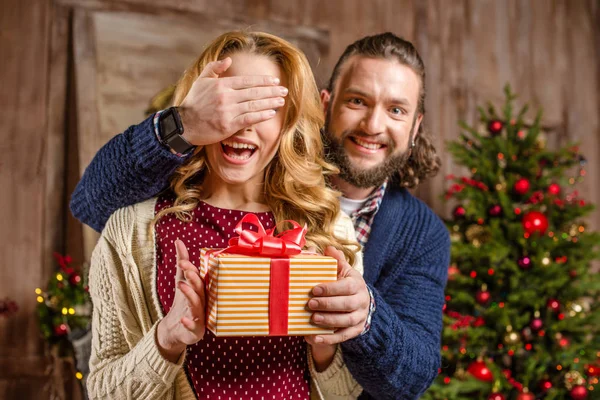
[{"x1": 208, "y1": 214, "x2": 307, "y2": 335}]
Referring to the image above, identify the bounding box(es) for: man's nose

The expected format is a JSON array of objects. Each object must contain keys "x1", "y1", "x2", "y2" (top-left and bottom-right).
[{"x1": 360, "y1": 107, "x2": 385, "y2": 135}]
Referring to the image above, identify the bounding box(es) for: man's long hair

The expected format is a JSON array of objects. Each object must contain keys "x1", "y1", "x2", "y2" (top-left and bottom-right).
[{"x1": 327, "y1": 32, "x2": 441, "y2": 189}]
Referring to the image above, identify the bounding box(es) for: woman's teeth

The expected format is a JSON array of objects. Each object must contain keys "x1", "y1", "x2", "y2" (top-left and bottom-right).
[{"x1": 221, "y1": 140, "x2": 257, "y2": 150}]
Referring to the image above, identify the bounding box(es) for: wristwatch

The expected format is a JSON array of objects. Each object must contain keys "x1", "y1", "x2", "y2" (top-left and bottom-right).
[{"x1": 157, "y1": 107, "x2": 195, "y2": 155}]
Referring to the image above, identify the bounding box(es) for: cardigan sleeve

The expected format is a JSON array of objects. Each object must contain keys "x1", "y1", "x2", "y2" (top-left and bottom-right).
[
  {"x1": 70, "y1": 115, "x2": 188, "y2": 232},
  {"x1": 341, "y1": 215, "x2": 450, "y2": 399},
  {"x1": 86, "y1": 208, "x2": 184, "y2": 399},
  {"x1": 307, "y1": 212, "x2": 363, "y2": 399}
]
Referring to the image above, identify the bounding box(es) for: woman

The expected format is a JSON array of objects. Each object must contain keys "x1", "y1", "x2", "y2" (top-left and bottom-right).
[{"x1": 87, "y1": 31, "x2": 362, "y2": 399}]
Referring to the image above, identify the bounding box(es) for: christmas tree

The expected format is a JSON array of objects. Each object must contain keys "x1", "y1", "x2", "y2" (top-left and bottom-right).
[
  {"x1": 36, "y1": 253, "x2": 92, "y2": 385},
  {"x1": 424, "y1": 86, "x2": 600, "y2": 400}
]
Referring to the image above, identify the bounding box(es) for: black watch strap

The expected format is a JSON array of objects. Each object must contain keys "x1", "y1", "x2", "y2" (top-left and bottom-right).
[{"x1": 158, "y1": 107, "x2": 195, "y2": 155}]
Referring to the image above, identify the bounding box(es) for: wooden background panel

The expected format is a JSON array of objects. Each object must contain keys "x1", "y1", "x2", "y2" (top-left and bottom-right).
[{"x1": 0, "y1": 0, "x2": 52, "y2": 395}]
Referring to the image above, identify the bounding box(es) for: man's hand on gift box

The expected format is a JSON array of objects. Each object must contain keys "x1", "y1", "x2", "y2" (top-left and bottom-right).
[
  {"x1": 305, "y1": 246, "x2": 370, "y2": 346},
  {"x1": 157, "y1": 239, "x2": 207, "y2": 363}
]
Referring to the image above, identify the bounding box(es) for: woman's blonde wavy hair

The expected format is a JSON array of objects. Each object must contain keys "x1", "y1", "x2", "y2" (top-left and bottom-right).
[{"x1": 153, "y1": 31, "x2": 358, "y2": 264}]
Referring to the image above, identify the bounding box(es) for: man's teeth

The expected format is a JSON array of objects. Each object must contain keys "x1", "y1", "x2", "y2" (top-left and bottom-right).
[
  {"x1": 222, "y1": 140, "x2": 257, "y2": 150},
  {"x1": 354, "y1": 137, "x2": 383, "y2": 150}
]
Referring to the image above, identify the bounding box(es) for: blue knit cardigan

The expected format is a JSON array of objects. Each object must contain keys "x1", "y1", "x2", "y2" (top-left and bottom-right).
[{"x1": 70, "y1": 115, "x2": 450, "y2": 399}]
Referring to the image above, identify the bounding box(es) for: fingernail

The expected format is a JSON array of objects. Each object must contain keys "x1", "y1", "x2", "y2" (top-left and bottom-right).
[
  {"x1": 277, "y1": 98, "x2": 285, "y2": 105},
  {"x1": 314, "y1": 336, "x2": 324, "y2": 343},
  {"x1": 313, "y1": 314, "x2": 323, "y2": 322},
  {"x1": 273, "y1": 77, "x2": 280, "y2": 84},
  {"x1": 280, "y1": 87, "x2": 288, "y2": 95},
  {"x1": 308, "y1": 299, "x2": 318, "y2": 309},
  {"x1": 312, "y1": 286, "x2": 323, "y2": 296}
]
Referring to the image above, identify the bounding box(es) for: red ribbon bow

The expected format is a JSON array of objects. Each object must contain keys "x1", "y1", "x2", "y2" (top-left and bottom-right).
[{"x1": 224, "y1": 214, "x2": 307, "y2": 257}]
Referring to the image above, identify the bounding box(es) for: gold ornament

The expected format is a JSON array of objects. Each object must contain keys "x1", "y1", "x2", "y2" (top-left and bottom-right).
[
  {"x1": 504, "y1": 331, "x2": 521, "y2": 345},
  {"x1": 566, "y1": 299, "x2": 590, "y2": 318},
  {"x1": 569, "y1": 224, "x2": 579, "y2": 237},
  {"x1": 48, "y1": 296, "x2": 59, "y2": 308},
  {"x1": 465, "y1": 225, "x2": 491, "y2": 247},
  {"x1": 504, "y1": 325, "x2": 521, "y2": 345},
  {"x1": 564, "y1": 371, "x2": 585, "y2": 390},
  {"x1": 450, "y1": 231, "x2": 462, "y2": 242},
  {"x1": 535, "y1": 134, "x2": 547, "y2": 150}
]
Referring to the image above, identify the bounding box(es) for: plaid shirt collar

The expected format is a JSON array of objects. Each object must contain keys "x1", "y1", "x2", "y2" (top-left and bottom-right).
[
  {"x1": 353, "y1": 180, "x2": 387, "y2": 218},
  {"x1": 347, "y1": 179, "x2": 388, "y2": 247}
]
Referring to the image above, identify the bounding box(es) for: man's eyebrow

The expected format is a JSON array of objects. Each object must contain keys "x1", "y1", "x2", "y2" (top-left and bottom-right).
[
  {"x1": 343, "y1": 87, "x2": 412, "y2": 106},
  {"x1": 343, "y1": 87, "x2": 370, "y2": 98}
]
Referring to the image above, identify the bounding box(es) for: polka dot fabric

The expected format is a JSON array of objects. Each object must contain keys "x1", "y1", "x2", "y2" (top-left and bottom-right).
[{"x1": 155, "y1": 195, "x2": 310, "y2": 399}]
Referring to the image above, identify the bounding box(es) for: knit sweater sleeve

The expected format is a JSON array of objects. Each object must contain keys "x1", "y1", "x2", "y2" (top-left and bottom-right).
[
  {"x1": 87, "y1": 206, "x2": 184, "y2": 399},
  {"x1": 70, "y1": 115, "x2": 188, "y2": 232},
  {"x1": 341, "y1": 212, "x2": 450, "y2": 399}
]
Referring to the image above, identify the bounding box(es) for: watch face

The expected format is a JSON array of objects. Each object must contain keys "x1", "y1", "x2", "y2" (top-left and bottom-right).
[{"x1": 161, "y1": 111, "x2": 177, "y2": 137}]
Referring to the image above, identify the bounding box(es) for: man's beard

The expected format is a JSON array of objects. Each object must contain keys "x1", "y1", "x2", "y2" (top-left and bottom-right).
[{"x1": 322, "y1": 110, "x2": 412, "y2": 189}]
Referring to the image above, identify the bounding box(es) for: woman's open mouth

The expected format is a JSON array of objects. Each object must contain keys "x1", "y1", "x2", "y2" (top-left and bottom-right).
[{"x1": 220, "y1": 140, "x2": 258, "y2": 163}]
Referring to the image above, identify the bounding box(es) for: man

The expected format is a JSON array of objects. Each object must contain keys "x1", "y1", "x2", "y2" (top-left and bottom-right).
[{"x1": 71, "y1": 33, "x2": 449, "y2": 399}]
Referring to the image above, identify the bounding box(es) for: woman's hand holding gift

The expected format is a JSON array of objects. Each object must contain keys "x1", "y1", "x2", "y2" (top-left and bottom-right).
[{"x1": 157, "y1": 239, "x2": 206, "y2": 363}]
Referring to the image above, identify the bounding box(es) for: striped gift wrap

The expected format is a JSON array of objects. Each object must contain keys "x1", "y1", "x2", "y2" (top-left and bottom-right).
[{"x1": 199, "y1": 249, "x2": 337, "y2": 336}]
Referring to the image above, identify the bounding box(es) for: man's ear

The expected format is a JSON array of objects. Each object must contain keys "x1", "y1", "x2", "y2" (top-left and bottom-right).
[
  {"x1": 412, "y1": 113, "x2": 424, "y2": 141},
  {"x1": 320, "y1": 89, "x2": 331, "y2": 114}
]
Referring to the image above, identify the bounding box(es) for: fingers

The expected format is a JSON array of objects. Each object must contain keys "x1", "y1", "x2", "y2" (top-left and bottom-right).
[
  {"x1": 180, "y1": 261, "x2": 204, "y2": 294},
  {"x1": 323, "y1": 246, "x2": 347, "y2": 275},
  {"x1": 231, "y1": 110, "x2": 277, "y2": 131},
  {"x1": 199, "y1": 57, "x2": 232, "y2": 79},
  {"x1": 180, "y1": 316, "x2": 202, "y2": 332},
  {"x1": 305, "y1": 327, "x2": 362, "y2": 345},
  {"x1": 178, "y1": 281, "x2": 203, "y2": 310},
  {"x1": 175, "y1": 239, "x2": 190, "y2": 263},
  {"x1": 312, "y1": 270, "x2": 363, "y2": 298},
  {"x1": 312, "y1": 310, "x2": 365, "y2": 329},
  {"x1": 234, "y1": 85, "x2": 288, "y2": 102},
  {"x1": 238, "y1": 96, "x2": 285, "y2": 114},
  {"x1": 308, "y1": 293, "x2": 364, "y2": 312},
  {"x1": 229, "y1": 74, "x2": 281, "y2": 89}
]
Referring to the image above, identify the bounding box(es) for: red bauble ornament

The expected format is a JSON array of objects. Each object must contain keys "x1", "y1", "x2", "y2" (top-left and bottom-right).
[
  {"x1": 488, "y1": 393, "x2": 506, "y2": 400},
  {"x1": 54, "y1": 323, "x2": 68, "y2": 336},
  {"x1": 516, "y1": 392, "x2": 535, "y2": 400},
  {"x1": 69, "y1": 273, "x2": 81, "y2": 285},
  {"x1": 467, "y1": 360, "x2": 494, "y2": 381},
  {"x1": 476, "y1": 290, "x2": 492, "y2": 305},
  {"x1": 514, "y1": 178, "x2": 531, "y2": 195},
  {"x1": 530, "y1": 318, "x2": 543, "y2": 331},
  {"x1": 548, "y1": 183, "x2": 561, "y2": 195},
  {"x1": 547, "y1": 298, "x2": 560, "y2": 312},
  {"x1": 569, "y1": 270, "x2": 577, "y2": 278},
  {"x1": 558, "y1": 337, "x2": 570, "y2": 348},
  {"x1": 570, "y1": 385, "x2": 588, "y2": 400},
  {"x1": 522, "y1": 211, "x2": 549, "y2": 235},
  {"x1": 586, "y1": 364, "x2": 600, "y2": 377},
  {"x1": 448, "y1": 265, "x2": 460, "y2": 280},
  {"x1": 539, "y1": 378, "x2": 552, "y2": 392},
  {"x1": 518, "y1": 256, "x2": 532, "y2": 269},
  {"x1": 488, "y1": 204, "x2": 503, "y2": 217},
  {"x1": 488, "y1": 120, "x2": 504, "y2": 136},
  {"x1": 453, "y1": 205, "x2": 466, "y2": 219}
]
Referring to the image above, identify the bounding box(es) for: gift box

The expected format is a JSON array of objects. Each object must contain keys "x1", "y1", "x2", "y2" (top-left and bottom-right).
[{"x1": 199, "y1": 214, "x2": 338, "y2": 336}]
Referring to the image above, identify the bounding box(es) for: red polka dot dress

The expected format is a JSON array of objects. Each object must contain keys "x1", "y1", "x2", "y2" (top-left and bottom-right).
[{"x1": 155, "y1": 195, "x2": 310, "y2": 399}]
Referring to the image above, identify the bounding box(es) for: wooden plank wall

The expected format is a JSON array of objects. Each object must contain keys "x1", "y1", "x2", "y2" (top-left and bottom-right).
[{"x1": 0, "y1": 0, "x2": 598, "y2": 398}]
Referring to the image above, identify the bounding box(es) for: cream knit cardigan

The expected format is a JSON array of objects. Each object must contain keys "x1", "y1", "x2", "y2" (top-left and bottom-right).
[{"x1": 87, "y1": 198, "x2": 363, "y2": 399}]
